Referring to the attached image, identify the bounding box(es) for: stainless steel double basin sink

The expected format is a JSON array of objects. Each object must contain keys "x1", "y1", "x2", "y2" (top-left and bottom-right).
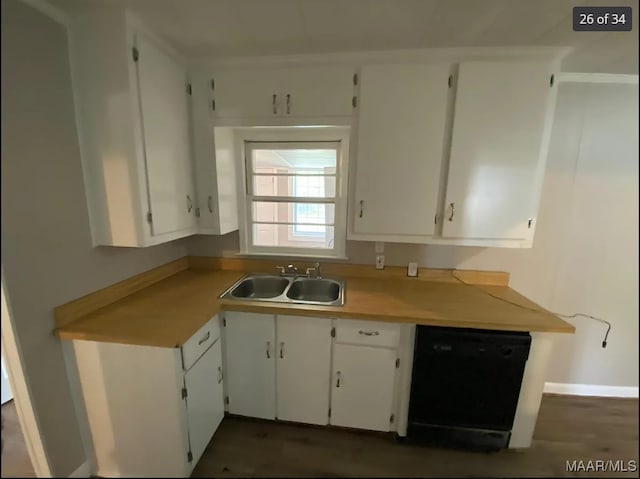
[{"x1": 219, "y1": 273, "x2": 345, "y2": 307}]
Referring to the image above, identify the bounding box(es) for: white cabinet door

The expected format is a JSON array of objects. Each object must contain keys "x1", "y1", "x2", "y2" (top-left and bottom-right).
[
  {"x1": 184, "y1": 339, "x2": 223, "y2": 468},
  {"x1": 281, "y1": 66, "x2": 354, "y2": 118},
  {"x1": 353, "y1": 64, "x2": 450, "y2": 238},
  {"x1": 442, "y1": 61, "x2": 554, "y2": 240},
  {"x1": 223, "y1": 312, "x2": 276, "y2": 419},
  {"x1": 330, "y1": 344, "x2": 397, "y2": 432},
  {"x1": 136, "y1": 33, "x2": 197, "y2": 236},
  {"x1": 276, "y1": 315, "x2": 332, "y2": 425},
  {"x1": 212, "y1": 69, "x2": 282, "y2": 119}
]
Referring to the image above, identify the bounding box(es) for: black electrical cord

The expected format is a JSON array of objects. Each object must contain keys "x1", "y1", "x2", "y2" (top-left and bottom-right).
[{"x1": 450, "y1": 271, "x2": 611, "y2": 348}]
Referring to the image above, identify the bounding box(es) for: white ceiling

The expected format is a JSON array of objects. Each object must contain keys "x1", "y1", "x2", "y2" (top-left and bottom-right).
[{"x1": 49, "y1": 0, "x2": 639, "y2": 73}]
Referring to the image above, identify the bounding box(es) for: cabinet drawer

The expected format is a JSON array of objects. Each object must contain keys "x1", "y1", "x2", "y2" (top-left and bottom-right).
[
  {"x1": 335, "y1": 319, "x2": 400, "y2": 348},
  {"x1": 182, "y1": 316, "x2": 220, "y2": 371}
]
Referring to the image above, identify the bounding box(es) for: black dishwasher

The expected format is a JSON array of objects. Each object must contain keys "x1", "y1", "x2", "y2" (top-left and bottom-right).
[{"x1": 407, "y1": 325, "x2": 531, "y2": 451}]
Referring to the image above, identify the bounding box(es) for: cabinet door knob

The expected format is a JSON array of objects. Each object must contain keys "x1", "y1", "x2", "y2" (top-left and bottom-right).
[
  {"x1": 272, "y1": 94, "x2": 278, "y2": 115},
  {"x1": 207, "y1": 195, "x2": 213, "y2": 213},
  {"x1": 280, "y1": 341, "x2": 285, "y2": 359},
  {"x1": 336, "y1": 371, "x2": 342, "y2": 388},
  {"x1": 266, "y1": 341, "x2": 271, "y2": 359},
  {"x1": 286, "y1": 94, "x2": 291, "y2": 114},
  {"x1": 187, "y1": 195, "x2": 193, "y2": 213},
  {"x1": 448, "y1": 202, "x2": 455, "y2": 222}
]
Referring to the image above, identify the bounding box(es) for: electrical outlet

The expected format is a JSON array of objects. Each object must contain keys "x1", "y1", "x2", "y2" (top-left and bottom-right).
[
  {"x1": 375, "y1": 255, "x2": 385, "y2": 270},
  {"x1": 407, "y1": 262, "x2": 419, "y2": 277}
]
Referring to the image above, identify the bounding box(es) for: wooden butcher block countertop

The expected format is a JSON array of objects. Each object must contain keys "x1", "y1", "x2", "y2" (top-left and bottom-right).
[{"x1": 54, "y1": 257, "x2": 575, "y2": 348}]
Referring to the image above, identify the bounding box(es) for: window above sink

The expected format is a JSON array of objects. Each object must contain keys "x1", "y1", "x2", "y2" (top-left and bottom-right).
[{"x1": 235, "y1": 128, "x2": 350, "y2": 259}]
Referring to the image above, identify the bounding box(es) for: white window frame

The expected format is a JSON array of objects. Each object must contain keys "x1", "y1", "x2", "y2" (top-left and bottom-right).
[{"x1": 234, "y1": 127, "x2": 350, "y2": 259}]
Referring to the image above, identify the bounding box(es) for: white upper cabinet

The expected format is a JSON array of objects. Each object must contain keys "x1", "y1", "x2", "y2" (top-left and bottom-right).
[
  {"x1": 210, "y1": 66, "x2": 355, "y2": 123},
  {"x1": 136, "y1": 33, "x2": 198, "y2": 237},
  {"x1": 70, "y1": 10, "x2": 198, "y2": 246},
  {"x1": 280, "y1": 66, "x2": 356, "y2": 118},
  {"x1": 441, "y1": 61, "x2": 556, "y2": 243},
  {"x1": 212, "y1": 69, "x2": 282, "y2": 119},
  {"x1": 190, "y1": 72, "x2": 239, "y2": 235},
  {"x1": 351, "y1": 64, "x2": 451, "y2": 241}
]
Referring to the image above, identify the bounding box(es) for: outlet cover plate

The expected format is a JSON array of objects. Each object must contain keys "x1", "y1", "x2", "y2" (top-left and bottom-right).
[
  {"x1": 407, "y1": 262, "x2": 419, "y2": 277},
  {"x1": 376, "y1": 255, "x2": 385, "y2": 270}
]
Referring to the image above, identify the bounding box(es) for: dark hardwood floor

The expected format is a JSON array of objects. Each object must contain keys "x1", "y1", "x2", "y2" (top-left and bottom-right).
[
  {"x1": 192, "y1": 394, "x2": 639, "y2": 478},
  {"x1": 1, "y1": 400, "x2": 36, "y2": 478}
]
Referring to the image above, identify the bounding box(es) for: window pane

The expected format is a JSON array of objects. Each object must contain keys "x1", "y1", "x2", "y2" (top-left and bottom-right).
[
  {"x1": 252, "y1": 148, "x2": 337, "y2": 175},
  {"x1": 252, "y1": 175, "x2": 336, "y2": 198},
  {"x1": 252, "y1": 202, "x2": 335, "y2": 225},
  {"x1": 253, "y1": 223, "x2": 335, "y2": 249}
]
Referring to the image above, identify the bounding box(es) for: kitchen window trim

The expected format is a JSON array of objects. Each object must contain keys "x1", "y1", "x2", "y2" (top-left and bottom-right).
[{"x1": 233, "y1": 127, "x2": 351, "y2": 259}]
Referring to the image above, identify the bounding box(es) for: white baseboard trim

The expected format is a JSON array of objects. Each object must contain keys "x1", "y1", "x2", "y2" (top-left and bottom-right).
[
  {"x1": 68, "y1": 461, "x2": 92, "y2": 478},
  {"x1": 545, "y1": 382, "x2": 639, "y2": 398}
]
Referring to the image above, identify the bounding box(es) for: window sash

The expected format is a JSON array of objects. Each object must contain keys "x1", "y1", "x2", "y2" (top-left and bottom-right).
[{"x1": 239, "y1": 132, "x2": 349, "y2": 258}]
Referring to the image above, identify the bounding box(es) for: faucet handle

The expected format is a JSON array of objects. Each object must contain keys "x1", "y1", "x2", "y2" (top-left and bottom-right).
[{"x1": 276, "y1": 266, "x2": 286, "y2": 276}]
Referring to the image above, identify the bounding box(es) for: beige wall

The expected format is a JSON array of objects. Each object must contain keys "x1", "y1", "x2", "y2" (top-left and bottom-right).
[
  {"x1": 190, "y1": 80, "x2": 639, "y2": 389},
  {"x1": 1, "y1": 1, "x2": 188, "y2": 475}
]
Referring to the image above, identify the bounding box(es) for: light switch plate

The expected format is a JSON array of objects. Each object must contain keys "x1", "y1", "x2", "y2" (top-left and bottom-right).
[
  {"x1": 376, "y1": 255, "x2": 385, "y2": 270},
  {"x1": 407, "y1": 262, "x2": 419, "y2": 277}
]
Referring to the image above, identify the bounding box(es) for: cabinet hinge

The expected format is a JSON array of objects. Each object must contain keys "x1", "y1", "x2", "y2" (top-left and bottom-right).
[
  {"x1": 448, "y1": 75, "x2": 452, "y2": 88},
  {"x1": 211, "y1": 99, "x2": 216, "y2": 111},
  {"x1": 187, "y1": 84, "x2": 192, "y2": 95},
  {"x1": 146, "y1": 212, "x2": 152, "y2": 224},
  {"x1": 352, "y1": 96, "x2": 357, "y2": 108},
  {"x1": 390, "y1": 414, "x2": 395, "y2": 424},
  {"x1": 132, "y1": 47, "x2": 139, "y2": 62},
  {"x1": 195, "y1": 207, "x2": 201, "y2": 218},
  {"x1": 187, "y1": 451, "x2": 193, "y2": 463},
  {"x1": 328, "y1": 407, "x2": 331, "y2": 418},
  {"x1": 528, "y1": 218, "x2": 533, "y2": 229},
  {"x1": 331, "y1": 327, "x2": 335, "y2": 338},
  {"x1": 181, "y1": 387, "x2": 187, "y2": 399},
  {"x1": 550, "y1": 74, "x2": 555, "y2": 87},
  {"x1": 225, "y1": 396, "x2": 229, "y2": 405},
  {"x1": 210, "y1": 78, "x2": 215, "y2": 91},
  {"x1": 395, "y1": 358, "x2": 400, "y2": 368},
  {"x1": 353, "y1": 73, "x2": 358, "y2": 86}
]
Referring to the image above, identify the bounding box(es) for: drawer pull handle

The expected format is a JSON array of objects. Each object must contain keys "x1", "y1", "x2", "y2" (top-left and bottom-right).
[
  {"x1": 198, "y1": 331, "x2": 210, "y2": 345},
  {"x1": 207, "y1": 195, "x2": 213, "y2": 213},
  {"x1": 217, "y1": 366, "x2": 223, "y2": 384},
  {"x1": 266, "y1": 341, "x2": 271, "y2": 359},
  {"x1": 336, "y1": 371, "x2": 342, "y2": 388},
  {"x1": 358, "y1": 330, "x2": 380, "y2": 336},
  {"x1": 280, "y1": 341, "x2": 285, "y2": 359}
]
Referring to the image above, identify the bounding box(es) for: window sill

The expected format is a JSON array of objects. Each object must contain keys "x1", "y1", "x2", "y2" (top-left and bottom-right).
[{"x1": 235, "y1": 251, "x2": 350, "y2": 262}]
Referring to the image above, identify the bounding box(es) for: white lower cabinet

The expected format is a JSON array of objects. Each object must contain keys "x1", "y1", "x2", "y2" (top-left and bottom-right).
[
  {"x1": 184, "y1": 338, "x2": 224, "y2": 466},
  {"x1": 223, "y1": 312, "x2": 332, "y2": 424},
  {"x1": 222, "y1": 313, "x2": 400, "y2": 433},
  {"x1": 71, "y1": 316, "x2": 224, "y2": 478},
  {"x1": 330, "y1": 344, "x2": 398, "y2": 432},
  {"x1": 276, "y1": 315, "x2": 332, "y2": 425},
  {"x1": 223, "y1": 311, "x2": 276, "y2": 419}
]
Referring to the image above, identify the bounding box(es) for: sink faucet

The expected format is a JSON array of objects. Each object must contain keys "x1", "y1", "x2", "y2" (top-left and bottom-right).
[
  {"x1": 306, "y1": 262, "x2": 322, "y2": 279},
  {"x1": 285, "y1": 264, "x2": 298, "y2": 277}
]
